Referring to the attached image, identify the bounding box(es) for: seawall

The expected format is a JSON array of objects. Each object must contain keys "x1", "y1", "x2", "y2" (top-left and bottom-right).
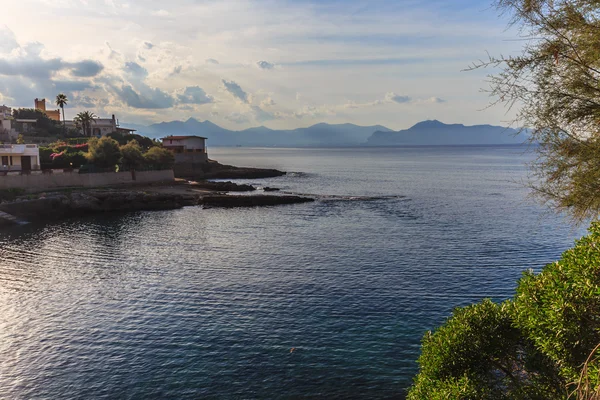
[{"x1": 0, "y1": 169, "x2": 174, "y2": 191}]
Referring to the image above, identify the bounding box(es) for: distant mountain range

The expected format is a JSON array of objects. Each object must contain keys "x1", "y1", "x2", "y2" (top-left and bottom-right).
[
  {"x1": 124, "y1": 118, "x2": 526, "y2": 147},
  {"x1": 367, "y1": 120, "x2": 524, "y2": 146}
]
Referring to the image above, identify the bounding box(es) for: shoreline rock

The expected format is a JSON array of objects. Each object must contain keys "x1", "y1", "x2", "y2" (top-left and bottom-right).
[
  {"x1": 0, "y1": 188, "x2": 314, "y2": 226},
  {"x1": 189, "y1": 181, "x2": 256, "y2": 192},
  {"x1": 200, "y1": 194, "x2": 314, "y2": 208},
  {"x1": 176, "y1": 161, "x2": 286, "y2": 180}
]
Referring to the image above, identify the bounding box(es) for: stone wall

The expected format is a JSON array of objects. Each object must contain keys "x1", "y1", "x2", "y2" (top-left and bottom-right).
[{"x1": 0, "y1": 169, "x2": 174, "y2": 191}]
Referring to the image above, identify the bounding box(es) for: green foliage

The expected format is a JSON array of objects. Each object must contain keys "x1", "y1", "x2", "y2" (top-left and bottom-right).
[
  {"x1": 74, "y1": 111, "x2": 97, "y2": 137},
  {"x1": 514, "y1": 222, "x2": 600, "y2": 386},
  {"x1": 86, "y1": 137, "x2": 121, "y2": 169},
  {"x1": 107, "y1": 131, "x2": 158, "y2": 150},
  {"x1": 472, "y1": 0, "x2": 600, "y2": 223},
  {"x1": 12, "y1": 108, "x2": 62, "y2": 136},
  {"x1": 120, "y1": 140, "x2": 145, "y2": 169},
  {"x1": 408, "y1": 300, "x2": 565, "y2": 400},
  {"x1": 409, "y1": 224, "x2": 600, "y2": 399},
  {"x1": 16, "y1": 134, "x2": 24, "y2": 144},
  {"x1": 144, "y1": 146, "x2": 175, "y2": 168}
]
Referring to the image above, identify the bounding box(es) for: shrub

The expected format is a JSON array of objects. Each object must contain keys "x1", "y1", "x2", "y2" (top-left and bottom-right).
[
  {"x1": 144, "y1": 146, "x2": 174, "y2": 168},
  {"x1": 120, "y1": 140, "x2": 145, "y2": 169},
  {"x1": 87, "y1": 137, "x2": 121, "y2": 169},
  {"x1": 408, "y1": 300, "x2": 564, "y2": 400},
  {"x1": 409, "y1": 224, "x2": 600, "y2": 399}
]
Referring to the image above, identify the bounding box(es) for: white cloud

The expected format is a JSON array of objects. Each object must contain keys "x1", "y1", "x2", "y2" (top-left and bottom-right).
[
  {"x1": 256, "y1": 60, "x2": 275, "y2": 70},
  {"x1": 222, "y1": 79, "x2": 249, "y2": 103}
]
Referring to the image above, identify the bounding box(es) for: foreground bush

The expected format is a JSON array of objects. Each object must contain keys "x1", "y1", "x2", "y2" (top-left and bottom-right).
[
  {"x1": 144, "y1": 146, "x2": 174, "y2": 168},
  {"x1": 408, "y1": 223, "x2": 600, "y2": 399}
]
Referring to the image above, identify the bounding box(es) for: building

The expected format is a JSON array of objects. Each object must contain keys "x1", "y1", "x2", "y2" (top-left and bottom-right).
[
  {"x1": 162, "y1": 135, "x2": 207, "y2": 154},
  {"x1": 0, "y1": 144, "x2": 41, "y2": 172},
  {"x1": 34, "y1": 98, "x2": 61, "y2": 122},
  {"x1": 161, "y1": 136, "x2": 208, "y2": 176},
  {"x1": 0, "y1": 105, "x2": 14, "y2": 138},
  {"x1": 64, "y1": 114, "x2": 136, "y2": 137}
]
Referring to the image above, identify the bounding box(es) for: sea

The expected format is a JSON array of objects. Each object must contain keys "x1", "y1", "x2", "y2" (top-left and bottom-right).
[{"x1": 0, "y1": 146, "x2": 586, "y2": 399}]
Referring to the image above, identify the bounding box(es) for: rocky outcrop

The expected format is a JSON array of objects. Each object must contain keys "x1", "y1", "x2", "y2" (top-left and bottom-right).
[
  {"x1": 0, "y1": 190, "x2": 201, "y2": 222},
  {"x1": 175, "y1": 160, "x2": 286, "y2": 180},
  {"x1": 190, "y1": 181, "x2": 256, "y2": 192},
  {"x1": 200, "y1": 194, "x2": 314, "y2": 208}
]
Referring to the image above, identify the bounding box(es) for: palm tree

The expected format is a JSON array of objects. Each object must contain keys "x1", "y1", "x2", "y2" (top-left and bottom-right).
[
  {"x1": 75, "y1": 111, "x2": 97, "y2": 137},
  {"x1": 55, "y1": 93, "x2": 68, "y2": 133}
]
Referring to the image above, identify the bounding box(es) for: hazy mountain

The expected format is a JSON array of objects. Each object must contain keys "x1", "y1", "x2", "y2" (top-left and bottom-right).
[
  {"x1": 125, "y1": 118, "x2": 393, "y2": 147},
  {"x1": 366, "y1": 120, "x2": 524, "y2": 145}
]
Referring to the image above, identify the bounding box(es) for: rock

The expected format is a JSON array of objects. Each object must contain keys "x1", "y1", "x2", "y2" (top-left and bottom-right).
[
  {"x1": 190, "y1": 181, "x2": 256, "y2": 192},
  {"x1": 263, "y1": 187, "x2": 280, "y2": 192},
  {"x1": 176, "y1": 161, "x2": 286, "y2": 180},
  {"x1": 200, "y1": 194, "x2": 314, "y2": 208}
]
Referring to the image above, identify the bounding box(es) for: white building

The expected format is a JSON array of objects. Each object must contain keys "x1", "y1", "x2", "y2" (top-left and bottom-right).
[
  {"x1": 161, "y1": 135, "x2": 208, "y2": 171},
  {"x1": 0, "y1": 144, "x2": 41, "y2": 172},
  {"x1": 0, "y1": 105, "x2": 15, "y2": 138},
  {"x1": 161, "y1": 135, "x2": 207, "y2": 153},
  {"x1": 64, "y1": 114, "x2": 136, "y2": 137}
]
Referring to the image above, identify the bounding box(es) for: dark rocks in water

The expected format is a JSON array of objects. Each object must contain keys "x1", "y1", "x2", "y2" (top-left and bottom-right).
[
  {"x1": 263, "y1": 187, "x2": 280, "y2": 192},
  {"x1": 191, "y1": 181, "x2": 256, "y2": 192},
  {"x1": 200, "y1": 194, "x2": 313, "y2": 208},
  {"x1": 176, "y1": 160, "x2": 286, "y2": 180},
  {"x1": 0, "y1": 190, "x2": 201, "y2": 222}
]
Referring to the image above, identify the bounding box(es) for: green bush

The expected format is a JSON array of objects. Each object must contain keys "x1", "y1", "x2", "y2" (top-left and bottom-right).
[
  {"x1": 87, "y1": 137, "x2": 121, "y2": 169},
  {"x1": 120, "y1": 140, "x2": 145, "y2": 169},
  {"x1": 408, "y1": 300, "x2": 564, "y2": 400},
  {"x1": 408, "y1": 223, "x2": 600, "y2": 399},
  {"x1": 144, "y1": 146, "x2": 174, "y2": 169}
]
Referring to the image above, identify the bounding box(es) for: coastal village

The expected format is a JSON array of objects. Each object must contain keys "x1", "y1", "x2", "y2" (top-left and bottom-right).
[{"x1": 0, "y1": 94, "x2": 311, "y2": 226}]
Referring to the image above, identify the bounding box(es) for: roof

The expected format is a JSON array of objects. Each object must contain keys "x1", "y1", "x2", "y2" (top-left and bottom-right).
[{"x1": 161, "y1": 135, "x2": 208, "y2": 140}]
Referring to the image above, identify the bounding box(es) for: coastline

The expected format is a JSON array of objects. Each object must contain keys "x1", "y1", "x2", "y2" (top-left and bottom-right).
[{"x1": 0, "y1": 168, "x2": 313, "y2": 227}]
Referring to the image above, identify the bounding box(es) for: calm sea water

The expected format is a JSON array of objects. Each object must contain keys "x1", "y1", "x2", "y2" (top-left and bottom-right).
[{"x1": 0, "y1": 146, "x2": 586, "y2": 399}]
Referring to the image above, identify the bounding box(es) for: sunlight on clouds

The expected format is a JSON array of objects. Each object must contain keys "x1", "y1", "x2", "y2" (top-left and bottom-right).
[{"x1": 0, "y1": 0, "x2": 521, "y2": 129}]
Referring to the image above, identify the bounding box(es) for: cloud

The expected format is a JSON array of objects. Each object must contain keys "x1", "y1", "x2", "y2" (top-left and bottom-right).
[
  {"x1": 144, "y1": 42, "x2": 154, "y2": 50},
  {"x1": 123, "y1": 61, "x2": 148, "y2": 79},
  {"x1": 251, "y1": 105, "x2": 280, "y2": 122},
  {"x1": 261, "y1": 97, "x2": 275, "y2": 107},
  {"x1": 171, "y1": 65, "x2": 182, "y2": 75},
  {"x1": 52, "y1": 80, "x2": 95, "y2": 92},
  {"x1": 222, "y1": 79, "x2": 249, "y2": 103},
  {"x1": 0, "y1": 26, "x2": 19, "y2": 53},
  {"x1": 177, "y1": 86, "x2": 214, "y2": 105},
  {"x1": 206, "y1": 58, "x2": 219, "y2": 64},
  {"x1": 385, "y1": 92, "x2": 411, "y2": 104},
  {"x1": 420, "y1": 96, "x2": 446, "y2": 104},
  {"x1": 70, "y1": 60, "x2": 104, "y2": 77},
  {"x1": 152, "y1": 10, "x2": 170, "y2": 17},
  {"x1": 113, "y1": 84, "x2": 174, "y2": 109},
  {"x1": 225, "y1": 112, "x2": 251, "y2": 124},
  {"x1": 256, "y1": 60, "x2": 275, "y2": 70}
]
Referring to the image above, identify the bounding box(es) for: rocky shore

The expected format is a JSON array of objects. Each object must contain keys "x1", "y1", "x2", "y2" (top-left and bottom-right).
[
  {"x1": 0, "y1": 182, "x2": 313, "y2": 227},
  {"x1": 175, "y1": 160, "x2": 286, "y2": 180}
]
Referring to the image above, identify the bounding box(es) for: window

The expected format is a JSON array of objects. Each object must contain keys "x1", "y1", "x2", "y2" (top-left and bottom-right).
[{"x1": 1, "y1": 156, "x2": 7, "y2": 166}]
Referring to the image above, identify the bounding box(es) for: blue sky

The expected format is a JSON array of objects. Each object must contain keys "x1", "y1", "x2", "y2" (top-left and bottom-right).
[{"x1": 0, "y1": 0, "x2": 521, "y2": 130}]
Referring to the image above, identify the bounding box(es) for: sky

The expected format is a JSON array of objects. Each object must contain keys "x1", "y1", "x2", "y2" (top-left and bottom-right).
[{"x1": 0, "y1": 0, "x2": 522, "y2": 130}]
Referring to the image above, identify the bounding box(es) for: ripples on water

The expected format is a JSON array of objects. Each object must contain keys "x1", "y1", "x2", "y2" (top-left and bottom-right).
[{"x1": 0, "y1": 146, "x2": 586, "y2": 399}]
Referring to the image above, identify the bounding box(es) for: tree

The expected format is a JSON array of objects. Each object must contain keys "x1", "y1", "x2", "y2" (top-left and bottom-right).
[
  {"x1": 74, "y1": 111, "x2": 97, "y2": 137},
  {"x1": 120, "y1": 140, "x2": 145, "y2": 169},
  {"x1": 471, "y1": 0, "x2": 600, "y2": 223},
  {"x1": 16, "y1": 134, "x2": 25, "y2": 144},
  {"x1": 408, "y1": 223, "x2": 600, "y2": 399},
  {"x1": 86, "y1": 137, "x2": 121, "y2": 169},
  {"x1": 144, "y1": 146, "x2": 175, "y2": 168},
  {"x1": 55, "y1": 93, "x2": 68, "y2": 132},
  {"x1": 408, "y1": 300, "x2": 565, "y2": 400}
]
